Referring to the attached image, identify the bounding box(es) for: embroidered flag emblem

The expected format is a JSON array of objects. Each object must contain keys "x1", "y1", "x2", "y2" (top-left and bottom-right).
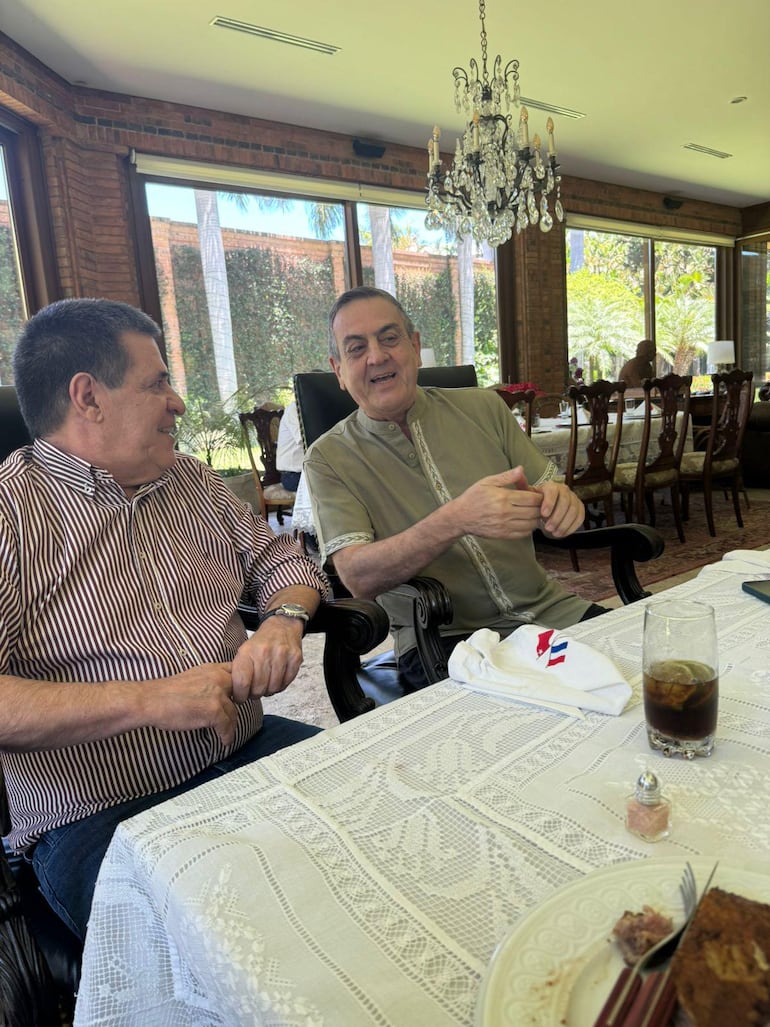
[
  {"x1": 536, "y1": 629, "x2": 555, "y2": 657},
  {"x1": 536, "y1": 629, "x2": 569, "y2": 667}
]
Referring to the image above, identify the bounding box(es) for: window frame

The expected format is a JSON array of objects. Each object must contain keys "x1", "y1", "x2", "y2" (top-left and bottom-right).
[{"x1": 0, "y1": 111, "x2": 59, "y2": 314}]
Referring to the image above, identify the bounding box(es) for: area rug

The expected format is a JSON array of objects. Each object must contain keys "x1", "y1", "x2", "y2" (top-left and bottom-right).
[{"x1": 537, "y1": 494, "x2": 770, "y2": 603}]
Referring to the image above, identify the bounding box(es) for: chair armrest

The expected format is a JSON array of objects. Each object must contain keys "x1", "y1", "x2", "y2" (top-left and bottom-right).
[
  {"x1": 0, "y1": 840, "x2": 61, "y2": 1024},
  {"x1": 382, "y1": 576, "x2": 453, "y2": 685},
  {"x1": 534, "y1": 523, "x2": 665, "y2": 606},
  {"x1": 237, "y1": 597, "x2": 391, "y2": 723}
]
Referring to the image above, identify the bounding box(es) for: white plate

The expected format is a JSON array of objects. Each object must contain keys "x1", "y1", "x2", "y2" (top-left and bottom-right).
[{"x1": 474, "y1": 859, "x2": 770, "y2": 1027}]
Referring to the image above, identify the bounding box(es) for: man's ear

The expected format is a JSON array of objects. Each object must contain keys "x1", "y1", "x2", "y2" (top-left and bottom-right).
[
  {"x1": 69, "y1": 373, "x2": 103, "y2": 423},
  {"x1": 412, "y1": 330, "x2": 425, "y2": 363},
  {"x1": 330, "y1": 356, "x2": 347, "y2": 392}
]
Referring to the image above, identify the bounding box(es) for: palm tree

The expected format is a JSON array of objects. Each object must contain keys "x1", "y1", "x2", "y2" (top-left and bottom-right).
[{"x1": 193, "y1": 189, "x2": 238, "y2": 404}]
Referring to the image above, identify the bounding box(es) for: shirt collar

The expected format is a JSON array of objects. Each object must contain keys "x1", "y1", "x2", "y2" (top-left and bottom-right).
[
  {"x1": 32, "y1": 438, "x2": 170, "y2": 504},
  {"x1": 353, "y1": 386, "x2": 427, "y2": 435}
]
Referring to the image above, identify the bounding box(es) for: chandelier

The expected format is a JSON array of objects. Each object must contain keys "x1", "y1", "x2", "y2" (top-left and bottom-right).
[{"x1": 425, "y1": 0, "x2": 564, "y2": 247}]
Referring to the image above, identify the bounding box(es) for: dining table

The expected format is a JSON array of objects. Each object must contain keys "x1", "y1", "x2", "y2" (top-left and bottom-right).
[{"x1": 73, "y1": 549, "x2": 770, "y2": 1026}]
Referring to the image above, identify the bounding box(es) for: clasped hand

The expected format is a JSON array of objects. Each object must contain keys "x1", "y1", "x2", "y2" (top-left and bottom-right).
[
  {"x1": 457, "y1": 466, "x2": 584, "y2": 540},
  {"x1": 153, "y1": 617, "x2": 304, "y2": 746}
]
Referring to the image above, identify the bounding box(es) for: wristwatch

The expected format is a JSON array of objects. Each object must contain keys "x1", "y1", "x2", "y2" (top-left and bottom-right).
[{"x1": 261, "y1": 603, "x2": 311, "y2": 632}]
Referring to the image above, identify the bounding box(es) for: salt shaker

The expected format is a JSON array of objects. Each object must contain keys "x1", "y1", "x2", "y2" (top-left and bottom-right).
[{"x1": 625, "y1": 770, "x2": 671, "y2": 842}]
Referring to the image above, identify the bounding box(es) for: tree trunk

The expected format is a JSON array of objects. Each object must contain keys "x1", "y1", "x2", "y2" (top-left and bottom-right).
[
  {"x1": 368, "y1": 206, "x2": 395, "y2": 296},
  {"x1": 457, "y1": 233, "x2": 475, "y2": 365},
  {"x1": 194, "y1": 190, "x2": 238, "y2": 404}
]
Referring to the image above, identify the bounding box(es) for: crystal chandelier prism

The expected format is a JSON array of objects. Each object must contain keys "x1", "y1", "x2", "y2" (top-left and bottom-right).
[{"x1": 425, "y1": 0, "x2": 564, "y2": 247}]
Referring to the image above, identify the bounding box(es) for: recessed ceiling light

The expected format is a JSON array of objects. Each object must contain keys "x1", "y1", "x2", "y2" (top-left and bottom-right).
[
  {"x1": 683, "y1": 142, "x2": 732, "y2": 159},
  {"x1": 210, "y1": 17, "x2": 340, "y2": 55}
]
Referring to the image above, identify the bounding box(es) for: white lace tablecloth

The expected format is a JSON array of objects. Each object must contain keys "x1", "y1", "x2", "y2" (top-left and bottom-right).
[
  {"x1": 75, "y1": 554, "x2": 770, "y2": 1026},
  {"x1": 290, "y1": 413, "x2": 692, "y2": 533}
]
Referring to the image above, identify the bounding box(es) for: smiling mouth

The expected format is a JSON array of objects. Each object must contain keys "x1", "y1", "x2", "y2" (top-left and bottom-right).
[{"x1": 370, "y1": 372, "x2": 396, "y2": 385}]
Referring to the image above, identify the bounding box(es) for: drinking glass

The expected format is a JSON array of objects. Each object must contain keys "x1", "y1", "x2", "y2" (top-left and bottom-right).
[{"x1": 642, "y1": 600, "x2": 719, "y2": 758}]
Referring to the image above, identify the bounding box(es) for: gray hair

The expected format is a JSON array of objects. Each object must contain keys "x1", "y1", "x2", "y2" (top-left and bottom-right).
[{"x1": 328, "y1": 287, "x2": 416, "y2": 359}]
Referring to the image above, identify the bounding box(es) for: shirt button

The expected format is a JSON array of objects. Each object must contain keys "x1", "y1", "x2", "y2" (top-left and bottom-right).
[
  {"x1": 177, "y1": 648, "x2": 187, "y2": 657},
  {"x1": 154, "y1": 602, "x2": 163, "y2": 612},
  {"x1": 389, "y1": 423, "x2": 396, "y2": 431},
  {"x1": 408, "y1": 452, "x2": 416, "y2": 461}
]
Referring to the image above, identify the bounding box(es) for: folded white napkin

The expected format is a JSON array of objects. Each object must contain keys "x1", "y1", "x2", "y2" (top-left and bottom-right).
[
  {"x1": 448, "y1": 626, "x2": 632, "y2": 716},
  {"x1": 697, "y1": 548, "x2": 770, "y2": 581}
]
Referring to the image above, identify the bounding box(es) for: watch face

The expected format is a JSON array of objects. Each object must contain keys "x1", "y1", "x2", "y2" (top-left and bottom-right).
[{"x1": 279, "y1": 603, "x2": 310, "y2": 620}]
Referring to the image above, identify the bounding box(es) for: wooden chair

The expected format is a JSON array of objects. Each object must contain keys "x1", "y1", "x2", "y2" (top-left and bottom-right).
[
  {"x1": 239, "y1": 405, "x2": 296, "y2": 524},
  {"x1": 0, "y1": 387, "x2": 390, "y2": 1020},
  {"x1": 564, "y1": 379, "x2": 627, "y2": 569},
  {"x1": 532, "y1": 392, "x2": 565, "y2": 421},
  {"x1": 491, "y1": 387, "x2": 535, "y2": 435},
  {"x1": 613, "y1": 374, "x2": 692, "y2": 542},
  {"x1": 679, "y1": 369, "x2": 753, "y2": 536},
  {"x1": 295, "y1": 369, "x2": 666, "y2": 720}
]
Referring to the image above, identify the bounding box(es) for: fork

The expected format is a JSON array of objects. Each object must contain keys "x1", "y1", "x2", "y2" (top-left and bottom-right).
[{"x1": 593, "y1": 862, "x2": 698, "y2": 1027}]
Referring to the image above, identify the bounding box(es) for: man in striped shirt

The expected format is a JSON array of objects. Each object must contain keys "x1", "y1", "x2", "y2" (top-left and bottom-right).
[{"x1": 0, "y1": 298, "x2": 329, "y2": 940}]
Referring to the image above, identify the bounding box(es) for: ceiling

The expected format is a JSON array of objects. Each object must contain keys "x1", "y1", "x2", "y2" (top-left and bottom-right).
[{"x1": 4, "y1": 0, "x2": 769, "y2": 209}]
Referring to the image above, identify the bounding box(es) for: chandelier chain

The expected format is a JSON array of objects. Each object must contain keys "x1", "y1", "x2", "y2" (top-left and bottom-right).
[{"x1": 478, "y1": 0, "x2": 488, "y2": 83}]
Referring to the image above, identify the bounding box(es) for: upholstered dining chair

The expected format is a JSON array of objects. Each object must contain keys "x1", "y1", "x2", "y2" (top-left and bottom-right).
[
  {"x1": 294, "y1": 368, "x2": 666, "y2": 721},
  {"x1": 0, "y1": 386, "x2": 391, "y2": 1021},
  {"x1": 679, "y1": 369, "x2": 753, "y2": 536},
  {"x1": 564, "y1": 379, "x2": 627, "y2": 569},
  {"x1": 239, "y1": 404, "x2": 296, "y2": 524},
  {"x1": 613, "y1": 373, "x2": 692, "y2": 543}
]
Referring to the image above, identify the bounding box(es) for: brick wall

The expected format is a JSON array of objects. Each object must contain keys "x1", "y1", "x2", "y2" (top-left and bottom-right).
[{"x1": 0, "y1": 29, "x2": 759, "y2": 391}]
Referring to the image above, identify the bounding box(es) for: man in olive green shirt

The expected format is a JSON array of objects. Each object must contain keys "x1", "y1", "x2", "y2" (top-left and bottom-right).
[{"x1": 304, "y1": 287, "x2": 601, "y2": 685}]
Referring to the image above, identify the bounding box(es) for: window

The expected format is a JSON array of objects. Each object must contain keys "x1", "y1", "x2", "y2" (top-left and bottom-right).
[
  {"x1": 356, "y1": 203, "x2": 497, "y2": 383},
  {"x1": 131, "y1": 156, "x2": 499, "y2": 419},
  {"x1": 0, "y1": 139, "x2": 26, "y2": 384},
  {"x1": 566, "y1": 218, "x2": 725, "y2": 384}
]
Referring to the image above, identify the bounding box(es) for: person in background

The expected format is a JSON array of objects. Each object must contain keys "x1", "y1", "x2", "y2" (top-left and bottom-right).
[
  {"x1": 619, "y1": 339, "x2": 656, "y2": 387},
  {"x1": 276, "y1": 398, "x2": 303, "y2": 492},
  {"x1": 304, "y1": 286, "x2": 606, "y2": 688},
  {"x1": 0, "y1": 298, "x2": 329, "y2": 939}
]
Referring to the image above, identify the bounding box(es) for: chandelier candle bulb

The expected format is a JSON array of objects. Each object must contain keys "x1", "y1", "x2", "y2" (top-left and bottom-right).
[
  {"x1": 547, "y1": 117, "x2": 556, "y2": 155},
  {"x1": 519, "y1": 106, "x2": 529, "y2": 147}
]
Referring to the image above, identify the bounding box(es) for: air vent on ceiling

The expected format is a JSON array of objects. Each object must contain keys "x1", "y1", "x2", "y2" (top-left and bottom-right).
[
  {"x1": 211, "y1": 17, "x2": 340, "y2": 55},
  {"x1": 683, "y1": 142, "x2": 732, "y2": 159},
  {"x1": 519, "y1": 97, "x2": 585, "y2": 119}
]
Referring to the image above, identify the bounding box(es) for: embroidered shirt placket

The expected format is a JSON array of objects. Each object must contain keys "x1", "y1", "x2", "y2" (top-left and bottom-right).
[{"x1": 410, "y1": 419, "x2": 523, "y2": 620}]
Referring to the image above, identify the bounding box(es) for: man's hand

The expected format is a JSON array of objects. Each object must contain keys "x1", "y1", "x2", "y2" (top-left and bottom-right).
[
  {"x1": 452, "y1": 467, "x2": 546, "y2": 539},
  {"x1": 533, "y1": 477, "x2": 585, "y2": 538},
  {"x1": 146, "y1": 664, "x2": 238, "y2": 746},
  {"x1": 230, "y1": 615, "x2": 304, "y2": 701}
]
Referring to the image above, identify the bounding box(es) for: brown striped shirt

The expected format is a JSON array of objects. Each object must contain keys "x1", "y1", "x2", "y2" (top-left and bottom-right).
[{"x1": 0, "y1": 440, "x2": 329, "y2": 850}]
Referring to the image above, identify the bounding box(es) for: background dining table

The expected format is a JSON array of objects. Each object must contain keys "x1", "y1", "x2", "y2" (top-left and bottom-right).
[{"x1": 73, "y1": 549, "x2": 769, "y2": 1027}]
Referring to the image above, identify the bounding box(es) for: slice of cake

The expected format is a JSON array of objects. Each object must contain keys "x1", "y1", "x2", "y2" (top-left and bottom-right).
[{"x1": 671, "y1": 886, "x2": 770, "y2": 1027}]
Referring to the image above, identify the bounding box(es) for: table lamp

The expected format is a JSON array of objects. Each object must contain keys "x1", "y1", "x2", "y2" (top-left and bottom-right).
[{"x1": 707, "y1": 339, "x2": 735, "y2": 373}]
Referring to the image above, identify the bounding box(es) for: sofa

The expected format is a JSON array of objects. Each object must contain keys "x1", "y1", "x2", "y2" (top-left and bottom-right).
[{"x1": 742, "y1": 392, "x2": 770, "y2": 487}]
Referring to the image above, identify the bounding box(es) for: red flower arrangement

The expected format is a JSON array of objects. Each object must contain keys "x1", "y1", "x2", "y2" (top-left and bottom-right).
[{"x1": 500, "y1": 382, "x2": 546, "y2": 396}]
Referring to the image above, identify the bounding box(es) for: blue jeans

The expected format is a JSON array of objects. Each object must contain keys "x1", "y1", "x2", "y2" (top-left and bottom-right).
[{"x1": 31, "y1": 715, "x2": 322, "y2": 939}]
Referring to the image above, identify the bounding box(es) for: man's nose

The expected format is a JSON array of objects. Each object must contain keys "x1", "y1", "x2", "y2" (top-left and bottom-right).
[
  {"x1": 169, "y1": 390, "x2": 186, "y2": 415},
  {"x1": 366, "y1": 339, "x2": 389, "y2": 362}
]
